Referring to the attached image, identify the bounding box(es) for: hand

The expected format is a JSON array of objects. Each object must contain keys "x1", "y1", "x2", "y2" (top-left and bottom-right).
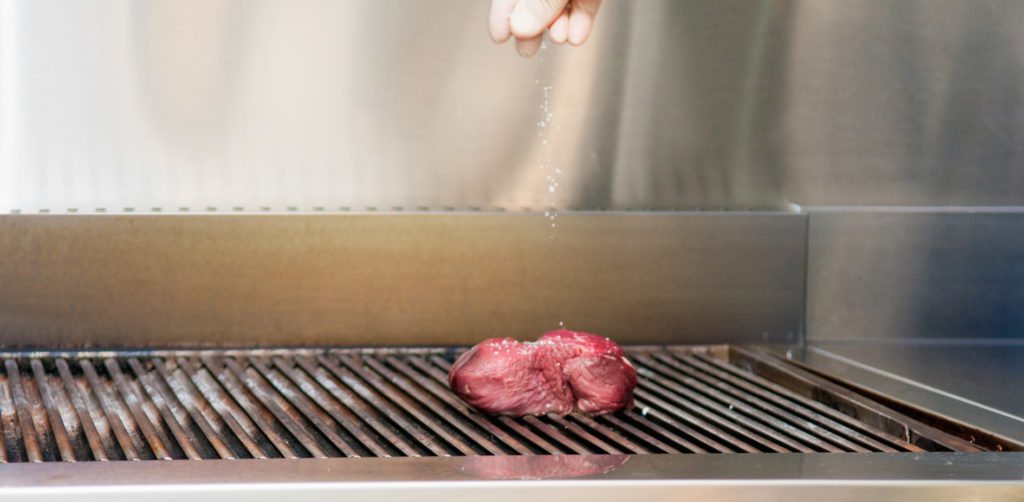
[{"x1": 489, "y1": 0, "x2": 603, "y2": 58}]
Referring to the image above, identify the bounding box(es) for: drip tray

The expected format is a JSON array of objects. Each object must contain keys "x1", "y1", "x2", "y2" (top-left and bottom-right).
[{"x1": 0, "y1": 345, "x2": 1011, "y2": 462}]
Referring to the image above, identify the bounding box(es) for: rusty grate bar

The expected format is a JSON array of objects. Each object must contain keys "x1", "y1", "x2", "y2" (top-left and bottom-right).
[{"x1": 0, "y1": 346, "x2": 998, "y2": 462}]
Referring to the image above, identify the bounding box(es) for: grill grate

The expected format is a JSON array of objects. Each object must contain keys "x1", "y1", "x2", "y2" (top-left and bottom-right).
[{"x1": 0, "y1": 345, "x2": 993, "y2": 462}]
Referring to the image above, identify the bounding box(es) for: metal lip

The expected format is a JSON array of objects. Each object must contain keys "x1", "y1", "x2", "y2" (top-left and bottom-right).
[
  {"x1": 4, "y1": 209, "x2": 806, "y2": 216},
  {"x1": 803, "y1": 206, "x2": 1024, "y2": 214},
  {"x1": 0, "y1": 453, "x2": 1021, "y2": 487}
]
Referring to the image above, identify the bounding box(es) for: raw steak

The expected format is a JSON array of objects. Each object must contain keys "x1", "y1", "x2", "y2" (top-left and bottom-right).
[{"x1": 447, "y1": 330, "x2": 637, "y2": 416}]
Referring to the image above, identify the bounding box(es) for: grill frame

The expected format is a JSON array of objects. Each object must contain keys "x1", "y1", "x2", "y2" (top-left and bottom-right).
[{"x1": 0, "y1": 344, "x2": 1011, "y2": 463}]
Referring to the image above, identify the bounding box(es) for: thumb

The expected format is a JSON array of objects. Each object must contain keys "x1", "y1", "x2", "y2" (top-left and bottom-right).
[{"x1": 510, "y1": 0, "x2": 569, "y2": 39}]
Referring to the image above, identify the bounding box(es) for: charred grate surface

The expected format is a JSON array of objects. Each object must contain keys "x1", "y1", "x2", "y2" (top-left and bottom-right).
[{"x1": 0, "y1": 345, "x2": 996, "y2": 462}]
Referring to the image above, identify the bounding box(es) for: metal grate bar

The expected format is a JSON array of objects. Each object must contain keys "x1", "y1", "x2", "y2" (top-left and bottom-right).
[
  {"x1": 636, "y1": 354, "x2": 840, "y2": 452},
  {"x1": 422, "y1": 355, "x2": 565, "y2": 455},
  {"x1": 103, "y1": 360, "x2": 172, "y2": 460},
  {"x1": 689, "y1": 353, "x2": 914, "y2": 452},
  {"x1": 55, "y1": 359, "x2": 108, "y2": 461},
  {"x1": 0, "y1": 345, "x2": 997, "y2": 462},
  {"x1": 29, "y1": 361, "x2": 76, "y2": 461},
  {"x1": 158, "y1": 358, "x2": 241, "y2": 459},
  {"x1": 271, "y1": 356, "x2": 392, "y2": 457},
  {"x1": 196, "y1": 356, "x2": 296, "y2": 458},
  {"x1": 565, "y1": 413, "x2": 648, "y2": 454},
  {"x1": 365, "y1": 357, "x2": 506, "y2": 455},
  {"x1": 224, "y1": 357, "x2": 328, "y2": 458},
  {"x1": 634, "y1": 360, "x2": 803, "y2": 452},
  {"x1": 391, "y1": 356, "x2": 533, "y2": 455},
  {"x1": 19, "y1": 362, "x2": 60, "y2": 462},
  {"x1": 250, "y1": 357, "x2": 362, "y2": 457},
  {"x1": 521, "y1": 416, "x2": 592, "y2": 454},
  {"x1": 0, "y1": 366, "x2": 22, "y2": 462},
  {"x1": 293, "y1": 355, "x2": 419, "y2": 457},
  {"x1": 726, "y1": 348, "x2": 952, "y2": 451},
  {"x1": 335, "y1": 354, "x2": 476, "y2": 456},
  {"x1": 633, "y1": 389, "x2": 758, "y2": 453},
  {"x1": 5, "y1": 360, "x2": 45, "y2": 462},
  {"x1": 126, "y1": 359, "x2": 203, "y2": 460},
  {"x1": 317, "y1": 355, "x2": 447, "y2": 456},
  {"x1": 659, "y1": 353, "x2": 860, "y2": 451},
  {"x1": 546, "y1": 415, "x2": 626, "y2": 454},
  {"x1": 182, "y1": 363, "x2": 267, "y2": 459},
  {"x1": 594, "y1": 413, "x2": 682, "y2": 453},
  {"x1": 673, "y1": 353, "x2": 889, "y2": 452},
  {"x1": 79, "y1": 360, "x2": 141, "y2": 460}
]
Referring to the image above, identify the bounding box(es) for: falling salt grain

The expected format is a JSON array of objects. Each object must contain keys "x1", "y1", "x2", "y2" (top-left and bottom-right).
[{"x1": 641, "y1": 407, "x2": 650, "y2": 417}]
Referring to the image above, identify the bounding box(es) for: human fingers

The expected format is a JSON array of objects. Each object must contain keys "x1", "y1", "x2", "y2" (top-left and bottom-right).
[
  {"x1": 548, "y1": 8, "x2": 570, "y2": 44},
  {"x1": 510, "y1": 0, "x2": 570, "y2": 39},
  {"x1": 489, "y1": 0, "x2": 516, "y2": 43},
  {"x1": 516, "y1": 35, "x2": 543, "y2": 58},
  {"x1": 568, "y1": 0, "x2": 602, "y2": 46}
]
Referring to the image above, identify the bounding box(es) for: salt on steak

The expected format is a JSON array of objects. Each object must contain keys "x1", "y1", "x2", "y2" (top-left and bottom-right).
[{"x1": 447, "y1": 330, "x2": 637, "y2": 416}]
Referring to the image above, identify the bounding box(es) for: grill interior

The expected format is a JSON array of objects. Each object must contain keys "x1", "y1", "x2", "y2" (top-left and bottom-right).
[{"x1": 0, "y1": 345, "x2": 995, "y2": 462}]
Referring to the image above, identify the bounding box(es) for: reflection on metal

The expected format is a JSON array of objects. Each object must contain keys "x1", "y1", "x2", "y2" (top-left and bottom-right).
[
  {"x1": 5, "y1": 1, "x2": 1024, "y2": 211},
  {"x1": 806, "y1": 209, "x2": 1024, "y2": 342},
  {"x1": 0, "y1": 213, "x2": 806, "y2": 348},
  {"x1": 455, "y1": 455, "x2": 629, "y2": 480}
]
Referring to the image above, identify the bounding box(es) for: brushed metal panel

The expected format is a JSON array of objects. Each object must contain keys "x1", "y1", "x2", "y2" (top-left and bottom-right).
[
  {"x1": 780, "y1": 0, "x2": 1024, "y2": 206},
  {"x1": 806, "y1": 210, "x2": 1024, "y2": 342},
  {"x1": 0, "y1": 213, "x2": 805, "y2": 348},
  {"x1": 7, "y1": 1, "x2": 1024, "y2": 210},
  {"x1": 0, "y1": 0, "x2": 789, "y2": 213}
]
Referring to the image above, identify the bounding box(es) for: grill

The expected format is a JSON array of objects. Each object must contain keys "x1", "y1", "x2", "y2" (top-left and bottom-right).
[{"x1": 0, "y1": 344, "x2": 998, "y2": 463}]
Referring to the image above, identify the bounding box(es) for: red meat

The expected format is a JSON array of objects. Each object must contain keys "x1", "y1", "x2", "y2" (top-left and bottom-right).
[{"x1": 447, "y1": 330, "x2": 637, "y2": 416}]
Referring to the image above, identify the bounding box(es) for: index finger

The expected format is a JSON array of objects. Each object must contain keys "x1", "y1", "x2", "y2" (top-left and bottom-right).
[{"x1": 489, "y1": 0, "x2": 517, "y2": 43}]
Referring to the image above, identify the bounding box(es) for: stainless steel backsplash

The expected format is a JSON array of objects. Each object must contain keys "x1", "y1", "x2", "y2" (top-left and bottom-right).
[
  {"x1": 3, "y1": 0, "x2": 1024, "y2": 345},
  {"x1": 4, "y1": 0, "x2": 1024, "y2": 212}
]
